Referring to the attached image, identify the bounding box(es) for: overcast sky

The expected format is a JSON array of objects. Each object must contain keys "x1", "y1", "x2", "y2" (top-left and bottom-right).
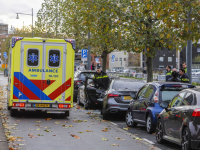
[{"x1": 0, "y1": 0, "x2": 44, "y2": 32}]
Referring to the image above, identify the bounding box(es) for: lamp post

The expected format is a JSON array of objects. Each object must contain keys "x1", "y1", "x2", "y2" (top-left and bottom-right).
[{"x1": 16, "y1": 8, "x2": 33, "y2": 37}]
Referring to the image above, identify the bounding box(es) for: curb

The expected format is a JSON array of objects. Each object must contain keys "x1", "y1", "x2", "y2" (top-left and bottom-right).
[{"x1": 0, "y1": 112, "x2": 9, "y2": 150}]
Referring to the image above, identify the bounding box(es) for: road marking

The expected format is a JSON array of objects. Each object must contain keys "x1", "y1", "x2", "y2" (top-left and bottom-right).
[
  {"x1": 142, "y1": 138, "x2": 155, "y2": 145},
  {"x1": 109, "y1": 122, "x2": 118, "y2": 126}
]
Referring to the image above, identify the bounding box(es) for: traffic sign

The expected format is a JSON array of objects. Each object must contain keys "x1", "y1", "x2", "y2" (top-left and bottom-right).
[
  {"x1": 3, "y1": 52, "x2": 7, "y2": 58},
  {"x1": 81, "y1": 49, "x2": 87, "y2": 61},
  {"x1": 95, "y1": 58, "x2": 99, "y2": 63},
  {"x1": 112, "y1": 55, "x2": 115, "y2": 63}
]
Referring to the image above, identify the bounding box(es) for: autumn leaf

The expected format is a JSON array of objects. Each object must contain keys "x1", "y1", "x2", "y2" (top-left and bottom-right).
[
  {"x1": 85, "y1": 130, "x2": 93, "y2": 132},
  {"x1": 77, "y1": 132, "x2": 84, "y2": 133},
  {"x1": 102, "y1": 8, "x2": 105, "y2": 12},
  {"x1": 45, "y1": 118, "x2": 52, "y2": 121},
  {"x1": 115, "y1": 137, "x2": 125, "y2": 140},
  {"x1": 102, "y1": 129, "x2": 108, "y2": 132},
  {"x1": 102, "y1": 137, "x2": 108, "y2": 141},
  {"x1": 69, "y1": 125, "x2": 73, "y2": 127},
  {"x1": 37, "y1": 134, "x2": 44, "y2": 136},
  {"x1": 70, "y1": 134, "x2": 80, "y2": 139},
  {"x1": 110, "y1": 144, "x2": 119, "y2": 146},
  {"x1": 123, "y1": 127, "x2": 129, "y2": 130},
  {"x1": 36, "y1": 121, "x2": 41, "y2": 123},
  {"x1": 147, "y1": 47, "x2": 149, "y2": 51},
  {"x1": 44, "y1": 129, "x2": 51, "y2": 132}
]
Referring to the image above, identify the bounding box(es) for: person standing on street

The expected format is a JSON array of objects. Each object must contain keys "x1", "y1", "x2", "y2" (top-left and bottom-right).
[
  {"x1": 168, "y1": 71, "x2": 180, "y2": 82},
  {"x1": 93, "y1": 66, "x2": 110, "y2": 89},
  {"x1": 182, "y1": 62, "x2": 187, "y2": 74},
  {"x1": 91, "y1": 62, "x2": 95, "y2": 70},
  {"x1": 179, "y1": 68, "x2": 189, "y2": 83},
  {"x1": 77, "y1": 63, "x2": 85, "y2": 71},
  {"x1": 165, "y1": 65, "x2": 172, "y2": 81}
]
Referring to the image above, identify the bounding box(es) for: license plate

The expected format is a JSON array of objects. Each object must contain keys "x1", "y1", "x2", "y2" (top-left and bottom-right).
[
  {"x1": 34, "y1": 104, "x2": 50, "y2": 107},
  {"x1": 123, "y1": 96, "x2": 132, "y2": 100}
]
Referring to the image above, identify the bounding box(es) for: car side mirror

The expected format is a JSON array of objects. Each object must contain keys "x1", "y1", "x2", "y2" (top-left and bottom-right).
[
  {"x1": 160, "y1": 101, "x2": 169, "y2": 108},
  {"x1": 131, "y1": 93, "x2": 136, "y2": 99}
]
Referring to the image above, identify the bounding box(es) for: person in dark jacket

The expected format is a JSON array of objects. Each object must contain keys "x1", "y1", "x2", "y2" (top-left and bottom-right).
[
  {"x1": 165, "y1": 65, "x2": 172, "y2": 81},
  {"x1": 91, "y1": 62, "x2": 95, "y2": 70},
  {"x1": 93, "y1": 67, "x2": 110, "y2": 89},
  {"x1": 168, "y1": 71, "x2": 180, "y2": 82},
  {"x1": 179, "y1": 68, "x2": 189, "y2": 83}
]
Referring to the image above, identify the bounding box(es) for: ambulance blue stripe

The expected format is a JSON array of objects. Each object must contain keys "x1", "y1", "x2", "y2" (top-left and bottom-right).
[
  {"x1": 14, "y1": 72, "x2": 52, "y2": 100},
  {"x1": 13, "y1": 85, "x2": 29, "y2": 100}
]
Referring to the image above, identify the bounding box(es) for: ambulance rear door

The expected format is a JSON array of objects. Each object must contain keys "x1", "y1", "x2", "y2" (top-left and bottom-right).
[
  {"x1": 17, "y1": 42, "x2": 43, "y2": 102},
  {"x1": 42, "y1": 43, "x2": 68, "y2": 103}
]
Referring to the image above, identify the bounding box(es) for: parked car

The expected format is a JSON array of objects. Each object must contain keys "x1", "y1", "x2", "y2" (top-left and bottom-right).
[
  {"x1": 156, "y1": 88, "x2": 200, "y2": 150},
  {"x1": 123, "y1": 70, "x2": 130, "y2": 73},
  {"x1": 110, "y1": 69, "x2": 116, "y2": 73},
  {"x1": 125, "y1": 82, "x2": 195, "y2": 134},
  {"x1": 192, "y1": 69, "x2": 200, "y2": 75},
  {"x1": 102, "y1": 79, "x2": 145, "y2": 120},
  {"x1": 73, "y1": 70, "x2": 96, "y2": 102}
]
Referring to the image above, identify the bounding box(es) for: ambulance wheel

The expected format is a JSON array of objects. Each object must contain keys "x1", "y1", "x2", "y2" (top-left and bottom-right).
[{"x1": 10, "y1": 109, "x2": 18, "y2": 117}]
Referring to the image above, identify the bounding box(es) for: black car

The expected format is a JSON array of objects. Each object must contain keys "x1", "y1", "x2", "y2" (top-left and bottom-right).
[
  {"x1": 102, "y1": 79, "x2": 145, "y2": 120},
  {"x1": 77, "y1": 76, "x2": 108, "y2": 109},
  {"x1": 126, "y1": 82, "x2": 195, "y2": 134},
  {"x1": 73, "y1": 70, "x2": 96, "y2": 102},
  {"x1": 156, "y1": 88, "x2": 200, "y2": 150}
]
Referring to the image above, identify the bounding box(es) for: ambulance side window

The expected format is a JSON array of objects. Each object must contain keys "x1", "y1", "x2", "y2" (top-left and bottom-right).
[
  {"x1": 48, "y1": 50, "x2": 60, "y2": 68},
  {"x1": 27, "y1": 49, "x2": 39, "y2": 67}
]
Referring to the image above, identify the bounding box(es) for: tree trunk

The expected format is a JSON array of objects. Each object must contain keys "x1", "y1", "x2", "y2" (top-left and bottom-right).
[
  {"x1": 146, "y1": 56, "x2": 153, "y2": 82},
  {"x1": 101, "y1": 51, "x2": 108, "y2": 72}
]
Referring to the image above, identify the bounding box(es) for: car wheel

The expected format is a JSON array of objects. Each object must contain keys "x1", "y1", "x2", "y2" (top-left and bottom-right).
[
  {"x1": 146, "y1": 115, "x2": 155, "y2": 134},
  {"x1": 77, "y1": 90, "x2": 81, "y2": 105},
  {"x1": 125, "y1": 110, "x2": 137, "y2": 127},
  {"x1": 10, "y1": 109, "x2": 18, "y2": 117},
  {"x1": 156, "y1": 119, "x2": 165, "y2": 144},
  {"x1": 182, "y1": 127, "x2": 192, "y2": 150}
]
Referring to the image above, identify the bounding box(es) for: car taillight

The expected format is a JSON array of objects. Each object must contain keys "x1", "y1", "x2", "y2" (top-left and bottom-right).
[
  {"x1": 12, "y1": 103, "x2": 25, "y2": 107},
  {"x1": 75, "y1": 81, "x2": 81, "y2": 85},
  {"x1": 153, "y1": 91, "x2": 159, "y2": 103},
  {"x1": 192, "y1": 108, "x2": 200, "y2": 117},
  {"x1": 58, "y1": 104, "x2": 71, "y2": 109},
  {"x1": 107, "y1": 94, "x2": 119, "y2": 98}
]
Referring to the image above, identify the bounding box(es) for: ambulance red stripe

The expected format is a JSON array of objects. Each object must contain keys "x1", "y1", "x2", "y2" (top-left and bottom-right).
[
  {"x1": 14, "y1": 76, "x2": 40, "y2": 100},
  {"x1": 13, "y1": 94, "x2": 18, "y2": 99},
  {"x1": 48, "y1": 78, "x2": 71, "y2": 100},
  {"x1": 65, "y1": 96, "x2": 71, "y2": 101}
]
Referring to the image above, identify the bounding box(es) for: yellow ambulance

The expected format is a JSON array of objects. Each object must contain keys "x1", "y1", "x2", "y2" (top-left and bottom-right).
[{"x1": 7, "y1": 37, "x2": 75, "y2": 117}]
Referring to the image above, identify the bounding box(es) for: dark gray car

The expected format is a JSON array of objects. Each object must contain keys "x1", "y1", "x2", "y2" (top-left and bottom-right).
[
  {"x1": 102, "y1": 79, "x2": 145, "y2": 120},
  {"x1": 156, "y1": 88, "x2": 200, "y2": 150}
]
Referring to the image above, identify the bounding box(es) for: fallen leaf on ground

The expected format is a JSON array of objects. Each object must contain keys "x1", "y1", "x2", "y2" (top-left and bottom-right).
[
  {"x1": 55, "y1": 121, "x2": 61, "y2": 124},
  {"x1": 44, "y1": 129, "x2": 51, "y2": 132},
  {"x1": 52, "y1": 135, "x2": 56, "y2": 136},
  {"x1": 102, "y1": 130, "x2": 108, "y2": 132},
  {"x1": 85, "y1": 130, "x2": 93, "y2": 132},
  {"x1": 91, "y1": 123, "x2": 95, "y2": 125},
  {"x1": 35, "y1": 121, "x2": 41, "y2": 123},
  {"x1": 102, "y1": 137, "x2": 108, "y2": 141},
  {"x1": 45, "y1": 127, "x2": 51, "y2": 129},
  {"x1": 69, "y1": 125, "x2": 73, "y2": 127},
  {"x1": 115, "y1": 137, "x2": 125, "y2": 140},
  {"x1": 45, "y1": 118, "x2": 52, "y2": 121},
  {"x1": 86, "y1": 112, "x2": 91, "y2": 114},
  {"x1": 149, "y1": 148, "x2": 154, "y2": 149},
  {"x1": 37, "y1": 134, "x2": 44, "y2": 136},
  {"x1": 70, "y1": 134, "x2": 80, "y2": 139},
  {"x1": 84, "y1": 120, "x2": 88, "y2": 122},
  {"x1": 123, "y1": 127, "x2": 129, "y2": 130},
  {"x1": 28, "y1": 134, "x2": 37, "y2": 138},
  {"x1": 110, "y1": 144, "x2": 119, "y2": 146},
  {"x1": 36, "y1": 128, "x2": 41, "y2": 131},
  {"x1": 77, "y1": 132, "x2": 84, "y2": 133}
]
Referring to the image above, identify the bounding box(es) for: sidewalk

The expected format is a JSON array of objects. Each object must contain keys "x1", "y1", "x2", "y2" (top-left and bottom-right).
[{"x1": 0, "y1": 114, "x2": 9, "y2": 150}]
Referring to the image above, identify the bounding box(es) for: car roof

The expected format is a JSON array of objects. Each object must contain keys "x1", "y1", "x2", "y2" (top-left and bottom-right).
[{"x1": 149, "y1": 81, "x2": 192, "y2": 87}]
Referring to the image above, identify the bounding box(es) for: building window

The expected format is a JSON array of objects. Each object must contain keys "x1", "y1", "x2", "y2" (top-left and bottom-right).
[
  {"x1": 168, "y1": 57, "x2": 172, "y2": 62},
  {"x1": 159, "y1": 57, "x2": 164, "y2": 62},
  {"x1": 197, "y1": 48, "x2": 200, "y2": 52},
  {"x1": 124, "y1": 58, "x2": 126, "y2": 61},
  {"x1": 159, "y1": 65, "x2": 164, "y2": 68},
  {"x1": 115, "y1": 57, "x2": 118, "y2": 61}
]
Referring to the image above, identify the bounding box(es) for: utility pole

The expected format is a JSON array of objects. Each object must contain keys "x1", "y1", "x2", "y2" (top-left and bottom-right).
[
  {"x1": 186, "y1": 6, "x2": 192, "y2": 84},
  {"x1": 87, "y1": 31, "x2": 91, "y2": 70}
]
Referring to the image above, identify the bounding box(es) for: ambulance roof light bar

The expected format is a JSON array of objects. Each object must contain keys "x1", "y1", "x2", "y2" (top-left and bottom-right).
[
  {"x1": 65, "y1": 39, "x2": 76, "y2": 50},
  {"x1": 12, "y1": 37, "x2": 24, "y2": 48}
]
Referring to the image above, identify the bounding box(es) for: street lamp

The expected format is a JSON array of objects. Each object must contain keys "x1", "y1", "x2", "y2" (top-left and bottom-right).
[{"x1": 16, "y1": 8, "x2": 33, "y2": 37}]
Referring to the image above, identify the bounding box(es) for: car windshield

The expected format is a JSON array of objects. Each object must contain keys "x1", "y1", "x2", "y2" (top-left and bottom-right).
[
  {"x1": 112, "y1": 80, "x2": 145, "y2": 90},
  {"x1": 80, "y1": 73, "x2": 94, "y2": 79}
]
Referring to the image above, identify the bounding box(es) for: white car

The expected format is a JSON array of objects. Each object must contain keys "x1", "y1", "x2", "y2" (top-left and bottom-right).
[
  {"x1": 195, "y1": 71, "x2": 200, "y2": 75},
  {"x1": 192, "y1": 69, "x2": 200, "y2": 75}
]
